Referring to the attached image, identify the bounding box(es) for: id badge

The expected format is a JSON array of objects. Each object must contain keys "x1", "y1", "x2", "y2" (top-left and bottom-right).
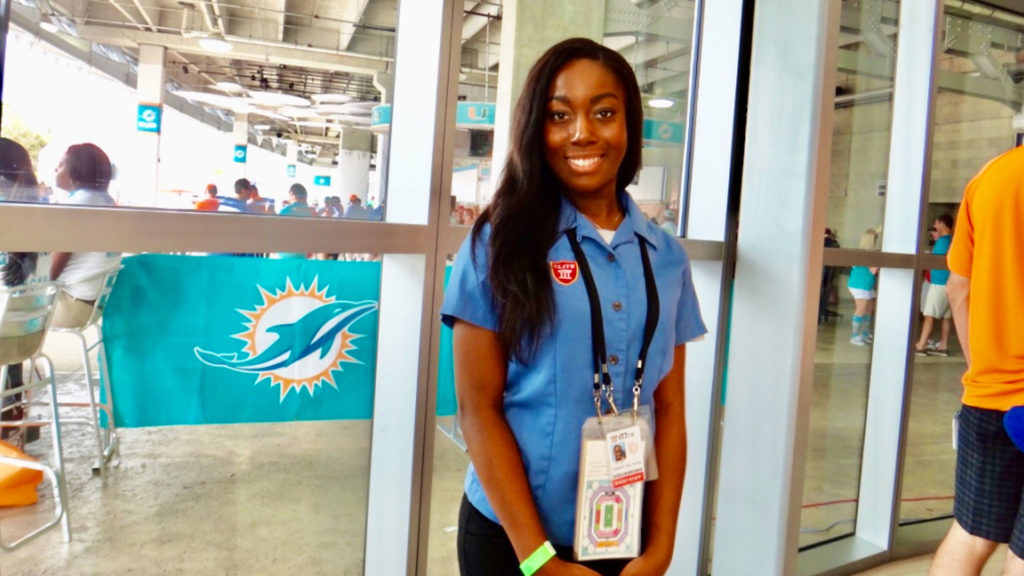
[
  {"x1": 573, "y1": 408, "x2": 654, "y2": 562},
  {"x1": 600, "y1": 405, "x2": 657, "y2": 484}
]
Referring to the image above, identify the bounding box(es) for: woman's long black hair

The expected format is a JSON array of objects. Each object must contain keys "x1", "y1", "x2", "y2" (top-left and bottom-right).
[
  {"x1": 0, "y1": 137, "x2": 40, "y2": 286},
  {"x1": 472, "y1": 37, "x2": 644, "y2": 361}
]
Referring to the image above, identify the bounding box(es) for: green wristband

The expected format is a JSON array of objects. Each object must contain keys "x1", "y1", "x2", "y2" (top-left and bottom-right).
[{"x1": 520, "y1": 540, "x2": 556, "y2": 576}]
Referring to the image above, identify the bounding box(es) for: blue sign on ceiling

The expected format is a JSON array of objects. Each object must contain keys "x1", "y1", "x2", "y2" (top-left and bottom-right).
[
  {"x1": 313, "y1": 175, "x2": 331, "y2": 187},
  {"x1": 642, "y1": 119, "x2": 685, "y2": 145},
  {"x1": 137, "y1": 104, "x2": 162, "y2": 133},
  {"x1": 233, "y1": 145, "x2": 248, "y2": 163},
  {"x1": 286, "y1": 164, "x2": 296, "y2": 178}
]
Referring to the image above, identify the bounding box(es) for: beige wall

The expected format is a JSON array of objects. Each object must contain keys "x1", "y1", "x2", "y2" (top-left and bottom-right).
[{"x1": 826, "y1": 91, "x2": 1016, "y2": 249}]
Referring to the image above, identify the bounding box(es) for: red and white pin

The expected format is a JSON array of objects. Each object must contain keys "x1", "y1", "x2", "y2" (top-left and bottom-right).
[{"x1": 550, "y1": 261, "x2": 579, "y2": 286}]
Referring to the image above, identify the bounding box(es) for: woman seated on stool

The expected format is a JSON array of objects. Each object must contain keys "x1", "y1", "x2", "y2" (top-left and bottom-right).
[{"x1": 49, "y1": 143, "x2": 121, "y2": 329}]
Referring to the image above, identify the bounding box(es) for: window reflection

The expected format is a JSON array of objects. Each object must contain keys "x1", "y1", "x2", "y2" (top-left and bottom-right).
[{"x1": 899, "y1": 3, "x2": 1024, "y2": 526}]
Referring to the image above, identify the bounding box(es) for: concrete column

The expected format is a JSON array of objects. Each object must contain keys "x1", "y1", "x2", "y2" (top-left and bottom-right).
[
  {"x1": 711, "y1": 0, "x2": 841, "y2": 574},
  {"x1": 232, "y1": 112, "x2": 249, "y2": 179},
  {"x1": 136, "y1": 44, "x2": 165, "y2": 205},
  {"x1": 373, "y1": 71, "x2": 394, "y2": 208},
  {"x1": 490, "y1": 0, "x2": 606, "y2": 194},
  {"x1": 333, "y1": 128, "x2": 371, "y2": 204}
]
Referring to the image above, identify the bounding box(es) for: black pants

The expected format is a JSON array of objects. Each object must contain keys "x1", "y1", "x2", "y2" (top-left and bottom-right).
[{"x1": 457, "y1": 494, "x2": 630, "y2": 576}]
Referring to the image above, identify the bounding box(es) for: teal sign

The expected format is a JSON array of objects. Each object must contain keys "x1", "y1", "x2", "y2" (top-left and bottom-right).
[
  {"x1": 103, "y1": 255, "x2": 382, "y2": 426},
  {"x1": 642, "y1": 119, "x2": 685, "y2": 145},
  {"x1": 287, "y1": 164, "x2": 296, "y2": 178},
  {"x1": 371, "y1": 104, "x2": 391, "y2": 127},
  {"x1": 456, "y1": 102, "x2": 496, "y2": 128},
  {"x1": 233, "y1": 144, "x2": 247, "y2": 163},
  {"x1": 313, "y1": 175, "x2": 331, "y2": 187},
  {"x1": 136, "y1": 104, "x2": 162, "y2": 133}
]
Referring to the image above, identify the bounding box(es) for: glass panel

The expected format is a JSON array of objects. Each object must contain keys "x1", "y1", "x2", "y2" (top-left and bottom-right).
[
  {"x1": 426, "y1": 2, "x2": 699, "y2": 571},
  {"x1": 800, "y1": 266, "x2": 887, "y2": 548},
  {"x1": 443, "y1": 2, "x2": 696, "y2": 231},
  {"x1": 826, "y1": 0, "x2": 898, "y2": 252},
  {"x1": 1, "y1": 3, "x2": 395, "y2": 220},
  {"x1": 898, "y1": 2, "x2": 1024, "y2": 526},
  {"x1": 0, "y1": 251, "x2": 382, "y2": 573}
]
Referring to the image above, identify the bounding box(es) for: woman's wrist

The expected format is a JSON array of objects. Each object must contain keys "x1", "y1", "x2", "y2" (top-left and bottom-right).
[{"x1": 519, "y1": 540, "x2": 556, "y2": 575}]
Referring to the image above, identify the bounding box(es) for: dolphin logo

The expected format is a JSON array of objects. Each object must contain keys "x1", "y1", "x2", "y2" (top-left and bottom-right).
[{"x1": 194, "y1": 300, "x2": 378, "y2": 374}]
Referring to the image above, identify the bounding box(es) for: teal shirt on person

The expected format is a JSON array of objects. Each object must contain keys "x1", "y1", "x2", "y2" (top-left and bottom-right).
[
  {"x1": 848, "y1": 266, "x2": 876, "y2": 292},
  {"x1": 930, "y1": 234, "x2": 952, "y2": 285},
  {"x1": 279, "y1": 202, "x2": 315, "y2": 217},
  {"x1": 440, "y1": 193, "x2": 707, "y2": 547}
]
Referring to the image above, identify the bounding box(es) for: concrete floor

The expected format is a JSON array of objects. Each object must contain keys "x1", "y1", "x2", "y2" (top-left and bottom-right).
[
  {"x1": 0, "y1": 300, "x2": 969, "y2": 575},
  {"x1": 854, "y1": 546, "x2": 1008, "y2": 575}
]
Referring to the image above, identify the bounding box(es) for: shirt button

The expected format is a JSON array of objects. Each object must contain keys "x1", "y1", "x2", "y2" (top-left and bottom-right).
[
  {"x1": 609, "y1": 355, "x2": 619, "y2": 365},
  {"x1": 606, "y1": 254, "x2": 615, "y2": 262},
  {"x1": 612, "y1": 301, "x2": 623, "y2": 312}
]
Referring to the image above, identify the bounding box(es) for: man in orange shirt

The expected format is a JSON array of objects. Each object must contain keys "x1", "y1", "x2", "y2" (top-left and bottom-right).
[
  {"x1": 930, "y1": 145, "x2": 1024, "y2": 575},
  {"x1": 194, "y1": 183, "x2": 220, "y2": 211}
]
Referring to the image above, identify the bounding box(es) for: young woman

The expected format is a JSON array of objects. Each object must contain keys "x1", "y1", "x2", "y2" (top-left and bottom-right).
[
  {"x1": 441, "y1": 38, "x2": 706, "y2": 576},
  {"x1": 847, "y1": 228, "x2": 880, "y2": 345}
]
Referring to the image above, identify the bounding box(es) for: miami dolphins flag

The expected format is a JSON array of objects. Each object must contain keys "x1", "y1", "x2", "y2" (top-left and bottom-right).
[{"x1": 103, "y1": 255, "x2": 382, "y2": 426}]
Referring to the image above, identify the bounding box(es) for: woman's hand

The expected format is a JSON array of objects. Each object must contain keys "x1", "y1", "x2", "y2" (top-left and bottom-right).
[
  {"x1": 618, "y1": 550, "x2": 671, "y2": 576},
  {"x1": 535, "y1": 557, "x2": 602, "y2": 576}
]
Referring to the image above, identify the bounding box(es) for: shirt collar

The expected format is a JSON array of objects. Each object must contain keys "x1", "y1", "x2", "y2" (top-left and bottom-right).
[{"x1": 557, "y1": 192, "x2": 661, "y2": 250}]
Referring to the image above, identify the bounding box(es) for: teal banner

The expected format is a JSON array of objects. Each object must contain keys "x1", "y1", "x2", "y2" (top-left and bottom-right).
[
  {"x1": 455, "y1": 102, "x2": 496, "y2": 128},
  {"x1": 103, "y1": 255, "x2": 381, "y2": 426},
  {"x1": 436, "y1": 266, "x2": 456, "y2": 417}
]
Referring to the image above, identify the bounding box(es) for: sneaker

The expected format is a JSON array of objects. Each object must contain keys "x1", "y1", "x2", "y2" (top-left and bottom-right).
[
  {"x1": 926, "y1": 339, "x2": 939, "y2": 351},
  {"x1": 862, "y1": 333, "x2": 873, "y2": 345},
  {"x1": 928, "y1": 348, "x2": 949, "y2": 357},
  {"x1": 914, "y1": 347, "x2": 929, "y2": 357},
  {"x1": 850, "y1": 336, "x2": 866, "y2": 346}
]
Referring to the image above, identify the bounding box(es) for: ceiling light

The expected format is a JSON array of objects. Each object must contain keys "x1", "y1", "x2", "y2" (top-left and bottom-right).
[
  {"x1": 253, "y1": 124, "x2": 271, "y2": 131},
  {"x1": 311, "y1": 93, "x2": 353, "y2": 105},
  {"x1": 199, "y1": 32, "x2": 233, "y2": 53},
  {"x1": 648, "y1": 98, "x2": 675, "y2": 109},
  {"x1": 248, "y1": 91, "x2": 312, "y2": 108},
  {"x1": 39, "y1": 18, "x2": 59, "y2": 33},
  {"x1": 214, "y1": 81, "x2": 246, "y2": 93}
]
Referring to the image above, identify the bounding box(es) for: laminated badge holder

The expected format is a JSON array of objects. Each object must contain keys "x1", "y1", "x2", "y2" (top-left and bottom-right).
[{"x1": 567, "y1": 228, "x2": 659, "y2": 562}]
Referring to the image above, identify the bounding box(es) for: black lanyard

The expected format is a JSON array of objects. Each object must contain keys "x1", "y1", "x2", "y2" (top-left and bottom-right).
[{"x1": 566, "y1": 227, "x2": 659, "y2": 417}]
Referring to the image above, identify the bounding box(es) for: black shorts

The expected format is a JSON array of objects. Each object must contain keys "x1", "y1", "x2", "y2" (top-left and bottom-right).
[
  {"x1": 456, "y1": 494, "x2": 630, "y2": 576},
  {"x1": 954, "y1": 404, "x2": 1024, "y2": 557}
]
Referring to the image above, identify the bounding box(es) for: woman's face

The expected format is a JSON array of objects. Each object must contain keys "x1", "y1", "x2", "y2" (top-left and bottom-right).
[
  {"x1": 544, "y1": 58, "x2": 628, "y2": 201},
  {"x1": 54, "y1": 154, "x2": 73, "y2": 192}
]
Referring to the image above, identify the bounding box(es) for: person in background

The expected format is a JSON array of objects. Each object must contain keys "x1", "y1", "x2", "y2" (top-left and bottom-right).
[
  {"x1": 321, "y1": 196, "x2": 343, "y2": 218},
  {"x1": 442, "y1": 38, "x2": 706, "y2": 576},
  {"x1": 660, "y1": 209, "x2": 677, "y2": 235},
  {"x1": 248, "y1": 183, "x2": 275, "y2": 214},
  {"x1": 914, "y1": 214, "x2": 954, "y2": 356},
  {"x1": 0, "y1": 138, "x2": 42, "y2": 442},
  {"x1": 194, "y1": 183, "x2": 220, "y2": 211},
  {"x1": 219, "y1": 178, "x2": 252, "y2": 213},
  {"x1": 279, "y1": 183, "x2": 315, "y2": 217},
  {"x1": 343, "y1": 194, "x2": 370, "y2": 220},
  {"x1": 847, "y1": 228, "x2": 880, "y2": 346},
  {"x1": 49, "y1": 143, "x2": 121, "y2": 329}
]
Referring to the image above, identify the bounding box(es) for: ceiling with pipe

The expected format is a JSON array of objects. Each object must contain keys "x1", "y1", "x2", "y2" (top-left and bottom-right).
[{"x1": 11, "y1": 0, "x2": 1024, "y2": 162}]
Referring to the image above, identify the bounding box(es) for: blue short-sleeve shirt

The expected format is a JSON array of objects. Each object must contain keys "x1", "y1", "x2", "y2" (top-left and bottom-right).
[{"x1": 440, "y1": 193, "x2": 707, "y2": 546}]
